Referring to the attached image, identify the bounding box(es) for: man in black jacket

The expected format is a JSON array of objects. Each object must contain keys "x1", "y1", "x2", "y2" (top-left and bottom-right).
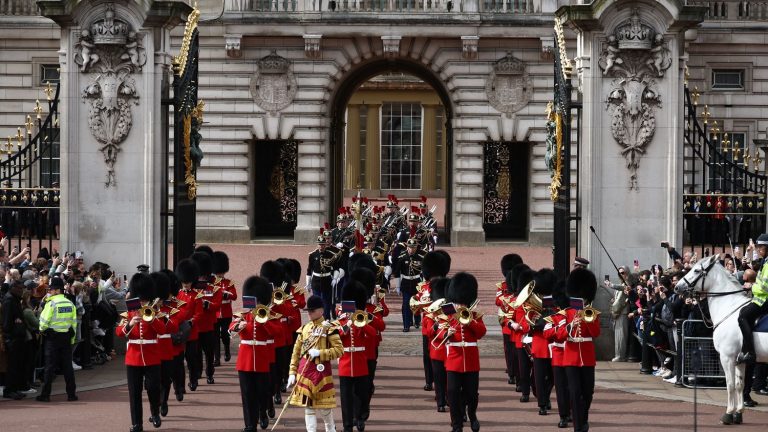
[{"x1": 2, "y1": 280, "x2": 26, "y2": 399}]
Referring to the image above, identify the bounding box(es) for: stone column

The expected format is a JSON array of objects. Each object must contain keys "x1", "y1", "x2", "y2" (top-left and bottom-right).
[
  {"x1": 345, "y1": 104, "x2": 360, "y2": 189},
  {"x1": 38, "y1": 0, "x2": 190, "y2": 273},
  {"x1": 365, "y1": 104, "x2": 381, "y2": 190},
  {"x1": 421, "y1": 104, "x2": 437, "y2": 190}
]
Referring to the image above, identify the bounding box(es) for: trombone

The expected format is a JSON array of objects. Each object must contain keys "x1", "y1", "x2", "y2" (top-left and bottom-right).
[
  {"x1": 455, "y1": 299, "x2": 481, "y2": 325},
  {"x1": 253, "y1": 304, "x2": 282, "y2": 324},
  {"x1": 430, "y1": 315, "x2": 453, "y2": 350},
  {"x1": 140, "y1": 298, "x2": 163, "y2": 322}
]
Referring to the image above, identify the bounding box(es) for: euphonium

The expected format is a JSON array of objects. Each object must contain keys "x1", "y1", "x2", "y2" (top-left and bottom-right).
[
  {"x1": 352, "y1": 310, "x2": 370, "y2": 328},
  {"x1": 523, "y1": 304, "x2": 541, "y2": 326},
  {"x1": 409, "y1": 294, "x2": 431, "y2": 314}
]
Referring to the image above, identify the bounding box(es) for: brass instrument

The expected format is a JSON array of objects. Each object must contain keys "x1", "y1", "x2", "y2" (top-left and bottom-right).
[
  {"x1": 577, "y1": 305, "x2": 601, "y2": 323},
  {"x1": 512, "y1": 281, "x2": 542, "y2": 312},
  {"x1": 430, "y1": 317, "x2": 453, "y2": 349},
  {"x1": 523, "y1": 304, "x2": 541, "y2": 326},
  {"x1": 425, "y1": 298, "x2": 446, "y2": 315},
  {"x1": 497, "y1": 309, "x2": 515, "y2": 325},
  {"x1": 409, "y1": 293, "x2": 432, "y2": 314},
  {"x1": 253, "y1": 305, "x2": 282, "y2": 324},
  {"x1": 140, "y1": 298, "x2": 162, "y2": 322},
  {"x1": 272, "y1": 289, "x2": 293, "y2": 306},
  {"x1": 376, "y1": 286, "x2": 387, "y2": 300},
  {"x1": 456, "y1": 299, "x2": 481, "y2": 325},
  {"x1": 352, "y1": 310, "x2": 370, "y2": 328}
]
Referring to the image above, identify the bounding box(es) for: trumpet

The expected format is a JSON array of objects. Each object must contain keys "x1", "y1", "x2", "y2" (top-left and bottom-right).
[
  {"x1": 456, "y1": 299, "x2": 481, "y2": 325},
  {"x1": 352, "y1": 310, "x2": 370, "y2": 328},
  {"x1": 576, "y1": 306, "x2": 601, "y2": 323},
  {"x1": 253, "y1": 305, "x2": 282, "y2": 324},
  {"x1": 272, "y1": 289, "x2": 293, "y2": 306},
  {"x1": 140, "y1": 298, "x2": 162, "y2": 322}
]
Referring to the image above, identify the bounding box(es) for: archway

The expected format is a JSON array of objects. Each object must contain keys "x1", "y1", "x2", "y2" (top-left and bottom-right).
[{"x1": 328, "y1": 58, "x2": 455, "y2": 242}]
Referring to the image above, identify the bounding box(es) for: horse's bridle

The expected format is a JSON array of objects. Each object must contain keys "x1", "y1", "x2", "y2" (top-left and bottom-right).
[{"x1": 680, "y1": 258, "x2": 752, "y2": 330}]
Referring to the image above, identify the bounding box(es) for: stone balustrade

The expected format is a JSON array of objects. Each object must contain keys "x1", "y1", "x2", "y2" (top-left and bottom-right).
[
  {"x1": 0, "y1": 0, "x2": 39, "y2": 15},
  {"x1": 224, "y1": 0, "x2": 536, "y2": 14},
  {"x1": 690, "y1": 0, "x2": 768, "y2": 20}
]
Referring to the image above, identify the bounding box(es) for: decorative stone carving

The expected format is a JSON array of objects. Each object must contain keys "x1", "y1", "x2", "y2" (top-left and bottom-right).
[
  {"x1": 250, "y1": 51, "x2": 297, "y2": 114},
  {"x1": 461, "y1": 36, "x2": 479, "y2": 60},
  {"x1": 381, "y1": 36, "x2": 401, "y2": 55},
  {"x1": 75, "y1": 3, "x2": 145, "y2": 187},
  {"x1": 485, "y1": 53, "x2": 532, "y2": 117},
  {"x1": 599, "y1": 9, "x2": 671, "y2": 190},
  {"x1": 303, "y1": 34, "x2": 322, "y2": 59},
  {"x1": 225, "y1": 34, "x2": 242, "y2": 58}
]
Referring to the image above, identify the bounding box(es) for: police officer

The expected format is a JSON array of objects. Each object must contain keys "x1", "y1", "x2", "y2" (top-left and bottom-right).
[
  {"x1": 36, "y1": 276, "x2": 78, "y2": 402},
  {"x1": 392, "y1": 238, "x2": 425, "y2": 332},
  {"x1": 737, "y1": 233, "x2": 768, "y2": 364}
]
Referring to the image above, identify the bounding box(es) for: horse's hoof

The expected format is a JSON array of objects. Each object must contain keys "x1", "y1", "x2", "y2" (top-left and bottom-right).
[
  {"x1": 721, "y1": 413, "x2": 734, "y2": 425},
  {"x1": 733, "y1": 412, "x2": 742, "y2": 424}
]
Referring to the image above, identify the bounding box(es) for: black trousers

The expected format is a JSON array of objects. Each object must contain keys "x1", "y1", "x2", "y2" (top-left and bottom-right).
[
  {"x1": 738, "y1": 302, "x2": 768, "y2": 354},
  {"x1": 40, "y1": 332, "x2": 76, "y2": 398},
  {"x1": 432, "y1": 359, "x2": 448, "y2": 407},
  {"x1": 239, "y1": 371, "x2": 270, "y2": 429},
  {"x1": 215, "y1": 317, "x2": 232, "y2": 362},
  {"x1": 172, "y1": 352, "x2": 186, "y2": 396},
  {"x1": 185, "y1": 338, "x2": 202, "y2": 383},
  {"x1": 516, "y1": 346, "x2": 532, "y2": 396},
  {"x1": 503, "y1": 336, "x2": 518, "y2": 380},
  {"x1": 422, "y1": 335, "x2": 434, "y2": 386},
  {"x1": 565, "y1": 366, "x2": 595, "y2": 432},
  {"x1": 447, "y1": 371, "x2": 479, "y2": 429},
  {"x1": 533, "y1": 357, "x2": 553, "y2": 408},
  {"x1": 4, "y1": 338, "x2": 26, "y2": 393},
  {"x1": 340, "y1": 376, "x2": 371, "y2": 428},
  {"x1": 161, "y1": 359, "x2": 174, "y2": 406},
  {"x1": 127, "y1": 365, "x2": 161, "y2": 426},
  {"x1": 199, "y1": 330, "x2": 217, "y2": 379},
  {"x1": 274, "y1": 345, "x2": 291, "y2": 394},
  {"x1": 753, "y1": 363, "x2": 767, "y2": 391},
  {"x1": 552, "y1": 366, "x2": 570, "y2": 419},
  {"x1": 400, "y1": 290, "x2": 415, "y2": 329}
]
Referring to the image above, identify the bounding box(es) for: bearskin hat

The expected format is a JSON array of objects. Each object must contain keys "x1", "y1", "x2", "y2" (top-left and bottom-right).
[
  {"x1": 434, "y1": 250, "x2": 452, "y2": 274},
  {"x1": 242, "y1": 276, "x2": 273, "y2": 306},
  {"x1": 446, "y1": 272, "x2": 478, "y2": 306},
  {"x1": 533, "y1": 268, "x2": 558, "y2": 297},
  {"x1": 277, "y1": 258, "x2": 302, "y2": 284},
  {"x1": 552, "y1": 280, "x2": 569, "y2": 309},
  {"x1": 343, "y1": 280, "x2": 368, "y2": 310},
  {"x1": 212, "y1": 251, "x2": 230, "y2": 274},
  {"x1": 430, "y1": 277, "x2": 449, "y2": 301},
  {"x1": 160, "y1": 269, "x2": 180, "y2": 296},
  {"x1": 350, "y1": 267, "x2": 377, "y2": 298},
  {"x1": 505, "y1": 263, "x2": 529, "y2": 295},
  {"x1": 516, "y1": 268, "x2": 536, "y2": 296},
  {"x1": 175, "y1": 258, "x2": 200, "y2": 284},
  {"x1": 566, "y1": 267, "x2": 597, "y2": 303},
  {"x1": 348, "y1": 253, "x2": 377, "y2": 275},
  {"x1": 260, "y1": 260, "x2": 286, "y2": 287},
  {"x1": 149, "y1": 271, "x2": 171, "y2": 300},
  {"x1": 129, "y1": 272, "x2": 156, "y2": 301},
  {"x1": 500, "y1": 254, "x2": 523, "y2": 278},
  {"x1": 422, "y1": 251, "x2": 449, "y2": 280},
  {"x1": 189, "y1": 252, "x2": 213, "y2": 278},
  {"x1": 194, "y1": 244, "x2": 214, "y2": 258}
]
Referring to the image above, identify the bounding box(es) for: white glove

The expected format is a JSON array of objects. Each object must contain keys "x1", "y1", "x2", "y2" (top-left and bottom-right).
[
  {"x1": 287, "y1": 374, "x2": 296, "y2": 387},
  {"x1": 393, "y1": 277, "x2": 401, "y2": 295},
  {"x1": 306, "y1": 275, "x2": 312, "y2": 287},
  {"x1": 337, "y1": 269, "x2": 345, "y2": 279},
  {"x1": 336, "y1": 242, "x2": 344, "y2": 248},
  {"x1": 308, "y1": 348, "x2": 321, "y2": 359},
  {"x1": 384, "y1": 266, "x2": 392, "y2": 279}
]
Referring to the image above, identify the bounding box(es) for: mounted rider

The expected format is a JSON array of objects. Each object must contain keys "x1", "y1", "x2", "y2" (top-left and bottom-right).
[{"x1": 737, "y1": 233, "x2": 768, "y2": 364}]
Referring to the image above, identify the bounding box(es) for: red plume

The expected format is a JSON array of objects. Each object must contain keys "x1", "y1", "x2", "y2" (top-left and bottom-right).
[
  {"x1": 410, "y1": 225, "x2": 417, "y2": 237},
  {"x1": 411, "y1": 205, "x2": 419, "y2": 213},
  {"x1": 352, "y1": 196, "x2": 357, "y2": 203},
  {"x1": 362, "y1": 197, "x2": 369, "y2": 204},
  {"x1": 366, "y1": 223, "x2": 372, "y2": 231},
  {"x1": 324, "y1": 222, "x2": 331, "y2": 229},
  {"x1": 421, "y1": 207, "x2": 427, "y2": 215},
  {"x1": 420, "y1": 195, "x2": 427, "y2": 203},
  {"x1": 319, "y1": 228, "x2": 324, "y2": 234},
  {"x1": 346, "y1": 206, "x2": 351, "y2": 214}
]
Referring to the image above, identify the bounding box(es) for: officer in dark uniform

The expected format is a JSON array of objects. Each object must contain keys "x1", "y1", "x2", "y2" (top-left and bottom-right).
[
  {"x1": 392, "y1": 238, "x2": 425, "y2": 332},
  {"x1": 307, "y1": 234, "x2": 342, "y2": 319}
]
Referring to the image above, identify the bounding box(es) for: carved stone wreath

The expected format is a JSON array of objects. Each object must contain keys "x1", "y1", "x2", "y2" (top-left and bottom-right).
[
  {"x1": 74, "y1": 3, "x2": 146, "y2": 187},
  {"x1": 485, "y1": 53, "x2": 532, "y2": 117},
  {"x1": 250, "y1": 51, "x2": 297, "y2": 114}
]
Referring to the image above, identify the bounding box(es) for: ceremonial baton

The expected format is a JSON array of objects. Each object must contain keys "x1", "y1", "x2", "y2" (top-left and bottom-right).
[{"x1": 589, "y1": 225, "x2": 630, "y2": 288}]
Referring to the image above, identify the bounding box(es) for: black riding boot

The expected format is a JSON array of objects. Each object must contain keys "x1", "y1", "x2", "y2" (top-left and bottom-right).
[{"x1": 737, "y1": 317, "x2": 755, "y2": 364}]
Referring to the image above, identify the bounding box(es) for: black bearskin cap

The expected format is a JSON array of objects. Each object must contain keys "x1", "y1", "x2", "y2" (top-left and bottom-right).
[
  {"x1": 348, "y1": 253, "x2": 377, "y2": 274},
  {"x1": 242, "y1": 276, "x2": 273, "y2": 306},
  {"x1": 506, "y1": 263, "x2": 530, "y2": 295},
  {"x1": 212, "y1": 251, "x2": 230, "y2": 274},
  {"x1": 434, "y1": 250, "x2": 452, "y2": 274},
  {"x1": 350, "y1": 267, "x2": 376, "y2": 298},
  {"x1": 422, "y1": 251, "x2": 449, "y2": 280},
  {"x1": 260, "y1": 260, "x2": 286, "y2": 288},
  {"x1": 343, "y1": 280, "x2": 368, "y2": 310},
  {"x1": 175, "y1": 258, "x2": 200, "y2": 284},
  {"x1": 446, "y1": 272, "x2": 478, "y2": 306},
  {"x1": 552, "y1": 280, "x2": 569, "y2": 309},
  {"x1": 516, "y1": 269, "x2": 536, "y2": 296},
  {"x1": 160, "y1": 269, "x2": 180, "y2": 296},
  {"x1": 150, "y1": 271, "x2": 171, "y2": 300},
  {"x1": 129, "y1": 272, "x2": 156, "y2": 301},
  {"x1": 190, "y1": 252, "x2": 212, "y2": 278},
  {"x1": 277, "y1": 258, "x2": 302, "y2": 284},
  {"x1": 430, "y1": 277, "x2": 449, "y2": 301},
  {"x1": 194, "y1": 245, "x2": 214, "y2": 257},
  {"x1": 567, "y1": 267, "x2": 597, "y2": 303},
  {"x1": 533, "y1": 268, "x2": 558, "y2": 297},
  {"x1": 500, "y1": 254, "x2": 523, "y2": 278}
]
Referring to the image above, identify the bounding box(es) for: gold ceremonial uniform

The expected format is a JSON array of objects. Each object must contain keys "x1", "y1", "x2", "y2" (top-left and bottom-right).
[{"x1": 289, "y1": 317, "x2": 344, "y2": 409}]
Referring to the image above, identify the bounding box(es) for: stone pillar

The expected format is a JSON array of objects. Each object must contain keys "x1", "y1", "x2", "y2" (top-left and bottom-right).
[
  {"x1": 559, "y1": 2, "x2": 704, "y2": 357},
  {"x1": 38, "y1": 0, "x2": 190, "y2": 273},
  {"x1": 365, "y1": 104, "x2": 381, "y2": 190},
  {"x1": 345, "y1": 104, "x2": 360, "y2": 189},
  {"x1": 422, "y1": 104, "x2": 437, "y2": 190}
]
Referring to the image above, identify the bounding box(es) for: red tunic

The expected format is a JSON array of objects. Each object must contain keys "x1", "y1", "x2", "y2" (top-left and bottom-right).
[
  {"x1": 117, "y1": 310, "x2": 167, "y2": 367},
  {"x1": 195, "y1": 280, "x2": 222, "y2": 333},
  {"x1": 168, "y1": 298, "x2": 187, "y2": 356},
  {"x1": 543, "y1": 311, "x2": 566, "y2": 367},
  {"x1": 553, "y1": 308, "x2": 600, "y2": 367},
  {"x1": 271, "y1": 300, "x2": 295, "y2": 347},
  {"x1": 338, "y1": 321, "x2": 377, "y2": 377},
  {"x1": 494, "y1": 282, "x2": 512, "y2": 336},
  {"x1": 177, "y1": 287, "x2": 203, "y2": 341},
  {"x1": 417, "y1": 281, "x2": 432, "y2": 336},
  {"x1": 444, "y1": 316, "x2": 486, "y2": 373},
  {"x1": 423, "y1": 314, "x2": 446, "y2": 362},
  {"x1": 506, "y1": 303, "x2": 526, "y2": 348},
  {"x1": 231, "y1": 312, "x2": 281, "y2": 373},
  {"x1": 215, "y1": 277, "x2": 238, "y2": 319},
  {"x1": 364, "y1": 303, "x2": 386, "y2": 360},
  {"x1": 287, "y1": 285, "x2": 307, "y2": 335},
  {"x1": 158, "y1": 304, "x2": 179, "y2": 362},
  {"x1": 519, "y1": 314, "x2": 550, "y2": 359}
]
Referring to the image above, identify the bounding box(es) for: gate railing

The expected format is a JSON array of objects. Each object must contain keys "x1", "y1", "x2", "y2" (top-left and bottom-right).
[
  {"x1": 680, "y1": 319, "x2": 725, "y2": 389},
  {"x1": 0, "y1": 81, "x2": 61, "y2": 254}
]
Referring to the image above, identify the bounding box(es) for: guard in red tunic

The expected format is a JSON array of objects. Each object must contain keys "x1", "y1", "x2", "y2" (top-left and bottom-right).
[
  {"x1": 231, "y1": 276, "x2": 282, "y2": 431},
  {"x1": 190, "y1": 251, "x2": 222, "y2": 385},
  {"x1": 261, "y1": 260, "x2": 294, "y2": 407},
  {"x1": 417, "y1": 251, "x2": 451, "y2": 393},
  {"x1": 277, "y1": 257, "x2": 308, "y2": 389},
  {"x1": 543, "y1": 281, "x2": 571, "y2": 429},
  {"x1": 508, "y1": 267, "x2": 535, "y2": 402},
  {"x1": 150, "y1": 271, "x2": 179, "y2": 419},
  {"x1": 175, "y1": 258, "x2": 204, "y2": 392},
  {"x1": 444, "y1": 272, "x2": 486, "y2": 432},
  {"x1": 213, "y1": 251, "x2": 238, "y2": 365},
  {"x1": 117, "y1": 273, "x2": 167, "y2": 432},
  {"x1": 424, "y1": 277, "x2": 449, "y2": 412},
  {"x1": 497, "y1": 254, "x2": 523, "y2": 385},
  {"x1": 553, "y1": 268, "x2": 600, "y2": 432},
  {"x1": 521, "y1": 269, "x2": 557, "y2": 416},
  {"x1": 161, "y1": 269, "x2": 188, "y2": 402}
]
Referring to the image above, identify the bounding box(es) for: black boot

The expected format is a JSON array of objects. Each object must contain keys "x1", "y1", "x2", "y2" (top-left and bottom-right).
[{"x1": 737, "y1": 317, "x2": 756, "y2": 365}]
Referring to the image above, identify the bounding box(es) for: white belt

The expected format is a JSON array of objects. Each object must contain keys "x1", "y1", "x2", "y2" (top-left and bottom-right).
[
  {"x1": 343, "y1": 347, "x2": 365, "y2": 352},
  {"x1": 313, "y1": 272, "x2": 331, "y2": 277},
  {"x1": 127, "y1": 339, "x2": 158, "y2": 345},
  {"x1": 446, "y1": 342, "x2": 477, "y2": 347},
  {"x1": 241, "y1": 340, "x2": 270, "y2": 346},
  {"x1": 266, "y1": 339, "x2": 275, "y2": 344},
  {"x1": 222, "y1": 300, "x2": 231, "y2": 304},
  {"x1": 550, "y1": 342, "x2": 565, "y2": 348},
  {"x1": 568, "y1": 337, "x2": 593, "y2": 343},
  {"x1": 158, "y1": 334, "x2": 172, "y2": 339},
  {"x1": 402, "y1": 275, "x2": 420, "y2": 280},
  {"x1": 280, "y1": 318, "x2": 288, "y2": 322}
]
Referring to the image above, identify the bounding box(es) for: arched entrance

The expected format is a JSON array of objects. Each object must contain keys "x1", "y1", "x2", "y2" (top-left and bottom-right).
[{"x1": 328, "y1": 58, "x2": 455, "y2": 242}]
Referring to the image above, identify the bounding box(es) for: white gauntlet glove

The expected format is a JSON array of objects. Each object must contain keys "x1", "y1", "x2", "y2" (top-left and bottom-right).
[
  {"x1": 287, "y1": 374, "x2": 296, "y2": 387},
  {"x1": 308, "y1": 348, "x2": 321, "y2": 359},
  {"x1": 384, "y1": 266, "x2": 392, "y2": 279},
  {"x1": 306, "y1": 275, "x2": 312, "y2": 287}
]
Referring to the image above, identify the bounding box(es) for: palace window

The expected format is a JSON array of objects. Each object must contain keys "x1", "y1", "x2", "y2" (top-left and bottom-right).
[
  {"x1": 359, "y1": 107, "x2": 367, "y2": 187},
  {"x1": 381, "y1": 102, "x2": 422, "y2": 190},
  {"x1": 712, "y1": 69, "x2": 744, "y2": 90},
  {"x1": 435, "y1": 106, "x2": 444, "y2": 190},
  {"x1": 40, "y1": 64, "x2": 60, "y2": 85}
]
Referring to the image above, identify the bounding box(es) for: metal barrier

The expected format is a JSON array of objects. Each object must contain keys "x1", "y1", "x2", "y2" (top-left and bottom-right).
[{"x1": 680, "y1": 319, "x2": 725, "y2": 389}]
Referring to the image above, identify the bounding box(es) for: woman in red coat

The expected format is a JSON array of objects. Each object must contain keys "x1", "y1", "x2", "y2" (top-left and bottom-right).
[{"x1": 117, "y1": 273, "x2": 167, "y2": 432}]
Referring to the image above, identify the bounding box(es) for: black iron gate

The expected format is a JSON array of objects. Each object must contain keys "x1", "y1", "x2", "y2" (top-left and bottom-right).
[
  {"x1": 252, "y1": 140, "x2": 298, "y2": 236},
  {"x1": 0, "y1": 82, "x2": 60, "y2": 257},
  {"x1": 482, "y1": 141, "x2": 530, "y2": 240},
  {"x1": 168, "y1": 7, "x2": 201, "y2": 267}
]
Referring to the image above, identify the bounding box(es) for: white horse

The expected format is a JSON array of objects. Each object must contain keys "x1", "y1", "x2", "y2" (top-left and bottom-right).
[{"x1": 675, "y1": 254, "x2": 768, "y2": 425}]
